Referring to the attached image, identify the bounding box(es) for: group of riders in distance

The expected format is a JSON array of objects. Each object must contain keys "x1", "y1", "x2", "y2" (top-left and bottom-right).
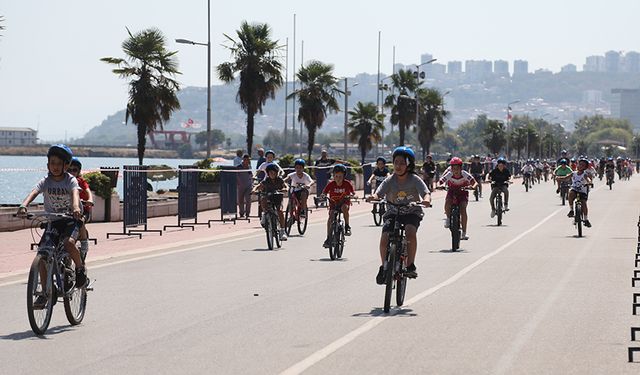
[{"x1": 15, "y1": 143, "x2": 638, "y2": 331}]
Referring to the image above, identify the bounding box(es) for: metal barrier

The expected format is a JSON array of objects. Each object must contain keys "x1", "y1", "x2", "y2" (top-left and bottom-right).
[
  {"x1": 107, "y1": 165, "x2": 161, "y2": 238},
  {"x1": 164, "y1": 166, "x2": 210, "y2": 231},
  {"x1": 211, "y1": 166, "x2": 240, "y2": 224},
  {"x1": 313, "y1": 167, "x2": 330, "y2": 208}
]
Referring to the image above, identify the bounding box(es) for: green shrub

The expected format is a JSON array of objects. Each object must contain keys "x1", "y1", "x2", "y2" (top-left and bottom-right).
[
  {"x1": 83, "y1": 172, "x2": 113, "y2": 199},
  {"x1": 194, "y1": 158, "x2": 222, "y2": 183},
  {"x1": 278, "y1": 154, "x2": 295, "y2": 168},
  {"x1": 346, "y1": 158, "x2": 363, "y2": 174}
]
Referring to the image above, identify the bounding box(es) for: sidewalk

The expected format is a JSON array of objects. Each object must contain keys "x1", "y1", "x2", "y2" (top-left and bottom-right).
[{"x1": 0, "y1": 188, "x2": 452, "y2": 279}]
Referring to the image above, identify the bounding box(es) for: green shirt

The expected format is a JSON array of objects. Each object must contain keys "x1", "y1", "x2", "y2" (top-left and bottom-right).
[{"x1": 554, "y1": 165, "x2": 573, "y2": 177}]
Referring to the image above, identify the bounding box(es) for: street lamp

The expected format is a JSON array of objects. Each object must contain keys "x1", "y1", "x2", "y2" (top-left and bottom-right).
[
  {"x1": 414, "y1": 59, "x2": 437, "y2": 134},
  {"x1": 176, "y1": 0, "x2": 212, "y2": 158},
  {"x1": 505, "y1": 100, "x2": 520, "y2": 159},
  {"x1": 343, "y1": 78, "x2": 359, "y2": 160}
]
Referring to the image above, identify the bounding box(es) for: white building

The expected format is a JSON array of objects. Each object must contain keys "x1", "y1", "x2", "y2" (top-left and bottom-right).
[{"x1": 0, "y1": 127, "x2": 38, "y2": 146}]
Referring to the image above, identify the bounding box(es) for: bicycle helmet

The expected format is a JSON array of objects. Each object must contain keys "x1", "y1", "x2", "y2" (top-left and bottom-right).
[
  {"x1": 47, "y1": 144, "x2": 73, "y2": 164},
  {"x1": 561, "y1": 149, "x2": 567, "y2": 154},
  {"x1": 294, "y1": 158, "x2": 306, "y2": 167},
  {"x1": 449, "y1": 157, "x2": 463, "y2": 166},
  {"x1": 578, "y1": 155, "x2": 589, "y2": 163},
  {"x1": 265, "y1": 149, "x2": 275, "y2": 157},
  {"x1": 497, "y1": 157, "x2": 507, "y2": 165},
  {"x1": 392, "y1": 146, "x2": 416, "y2": 173},
  {"x1": 607, "y1": 157, "x2": 613, "y2": 161},
  {"x1": 265, "y1": 163, "x2": 279, "y2": 173},
  {"x1": 376, "y1": 157, "x2": 387, "y2": 164},
  {"x1": 559, "y1": 158, "x2": 568, "y2": 164},
  {"x1": 333, "y1": 164, "x2": 347, "y2": 174},
  {"x1": 70, "y1": 157, "x2": 82, "y2": 169}
]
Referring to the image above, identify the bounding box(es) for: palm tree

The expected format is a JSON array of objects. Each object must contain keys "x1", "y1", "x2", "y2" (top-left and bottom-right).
[
  {"x1": 347, "y1": 101, "x2": 385, "y2": 164},
  {"x1": 384, "y1": 69, "x2": 419, "y2": 146},
  {"x1": 483, "y1": 119, "x2": 507, "y2": 155},
  {"x1": 217, "y1": 21, "x2": 283, "y2": 156},
  {"x1": 289, "y1": 60, "x2": 342, "y2": 161},
  {"x1": 416, "y1": 88, "x2": 448, "y2": 161},
  {"x1": 101, "y1": 28, "x2": 181, "y2": 165}
]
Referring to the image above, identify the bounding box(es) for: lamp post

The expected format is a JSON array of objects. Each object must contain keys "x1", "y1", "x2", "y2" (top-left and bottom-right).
[
  {"x1": 175, "y1": 0, "x2": 211, "y2": 158},
  {"x1": 343, "y1": 78, "x2": 359, "y2": 160},
  {"x1": 378, "y1": 75, "x2": 393, "y2": 154},
  {"x1": 505, "y1": 100, "x2": 520, "y2": 159},
  {"x1": 414, "y1": 59, "x2": 437, "y2": 134}
]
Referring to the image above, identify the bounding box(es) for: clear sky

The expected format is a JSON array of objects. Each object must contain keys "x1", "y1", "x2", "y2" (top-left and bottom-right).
[{"x1": 1, "y1": 0, "x2": 639, "y2": 140}]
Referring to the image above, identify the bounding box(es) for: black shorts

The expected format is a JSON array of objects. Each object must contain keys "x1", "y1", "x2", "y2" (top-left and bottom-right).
[
  {"x1": 570, "y1": 189, "x2": 588, "y2": 201},
  {"x1": 293, "y1": 189, "x2": 308, "y2": 201},
  {"x1": 39, "y1": 218, "x2": 82, "y2": 247},
  {"x1": 263, "y1": 193, "x2": 283, "y2": 208},
  {"x1": 382, "y1": 214, "x2": 422, "y2": 233}
]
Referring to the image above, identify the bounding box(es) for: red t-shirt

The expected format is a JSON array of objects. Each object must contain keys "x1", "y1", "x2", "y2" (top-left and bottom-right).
[
  {"x1": 322, "y1": 180, "x2": 355, "y2": 206},
  {"x1": 76, "y1": 176, "x2": 92, "y2": 212}
]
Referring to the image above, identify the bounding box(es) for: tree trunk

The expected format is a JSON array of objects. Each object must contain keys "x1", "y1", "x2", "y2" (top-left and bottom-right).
[
  {"x1": 307, "y1": 124, "x2": 315, "y2": 162},
  {"x1": 399, "y1": 123, "x2": 405, "y2": 146},
  {"x1": 137, "y1": 123, "x2": 146, "y2": 165},
  {"x1": 361, "y1": 149, "x2": 366, "y2": 165},
  {"x1": 246, "y1": 111, "x2": 255, "y2": 158}
]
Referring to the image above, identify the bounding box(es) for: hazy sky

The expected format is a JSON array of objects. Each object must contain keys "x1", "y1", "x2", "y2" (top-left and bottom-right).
[{"x1": 1, "y1": 0, "x2": 639, "y2": 140}]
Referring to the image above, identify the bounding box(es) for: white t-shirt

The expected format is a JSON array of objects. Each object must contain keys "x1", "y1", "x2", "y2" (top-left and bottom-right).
[
  {"x1": 257, "y1": 161, "x2": 284, "y2": 176},
  {"x1": 571, "y1": 171, "x2": 590, "y2": 193},
  {"x1": 522, "y1": 165, "x2": 534, "y2": 173},
  {"x1": 287, "y1": 172, "x2": 313, "y2": 187},
  {"x1": 438, "y1": 170, "x2": 475, "y2": 189},
  {"x1": 35, "y1": 173, "x2": 81, "y2": 213}
]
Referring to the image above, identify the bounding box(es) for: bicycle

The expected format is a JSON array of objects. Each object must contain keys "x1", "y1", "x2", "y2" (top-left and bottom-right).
[
  {"x1": 472, "y1": 174, "x2": 483, "y2": 201},
  {"x1": 372, "y1": 200, "x2": 428, "y2": 313},
  {"x1": 18, "y1": 212, "x2": 91, "y2": 335},
  {"x1": 606, "y1": 169, "x2": 614, "y2": 190},
  {"x1": 523, "y1": 173, "x2": 532, "y2": 192},
  {"x1": 369, "y1": 179, "x2": 386, "y2": 226},
  {"x1": 256, "y1": 192, "x2": 283, "y2": 250},
  {"x1": 284, "y1": 184, "x2": 310, "y2": 236},
  {"x1": 321, "y1": 195, "x2": 353, "y2": 261},
  {"x1": 437, "y1": 186, "x2": 472, "y2": 251},
  {"x1": 491, "y1": 182, "x2": 511, "y2": 226},
  {"x1": 571, "y1": 186, "x2": 592, "y2": 237}
]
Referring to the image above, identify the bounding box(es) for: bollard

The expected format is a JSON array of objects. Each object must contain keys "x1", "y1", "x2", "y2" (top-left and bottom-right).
[{"x1": 634, "y1": 304, "x2": 640, "y2": 315}]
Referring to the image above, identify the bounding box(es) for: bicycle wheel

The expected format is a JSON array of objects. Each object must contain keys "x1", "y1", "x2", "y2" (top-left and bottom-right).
[
  {"x1": 284, "y1": 202, "x2": 293, "y2": 236},
  {"x1": 297, "y1": 209, "x2": 308, "y2": 235},
  {"x1": 525, "y1": 179, "x2": 529, "y2": 192},
  {"x1": 561, "y1": 188, "x2": 566, "y2": 205},
  {"x1": 265, "y1": 215, "x2": 274, "y2": 250},
  {"x1": 336, "y1": 225, "x2": 345, "y2": 259},
  {"x1": 63, "y1": 258, "x2": 87, "y2": 326},
  {"x1": 383, "y1": 245, "x2": 395, "y2": 313},
  {"x1": 576, "y1": 204, "x2": 583, "y2": 237},
  {"x1": 273, "y1": 217, "x2": 281, "y2": 249},
  {"x1": 451, "y1": 206, "x2": 461, "y2": 251},
  {"x1": 396, "y1": 246, "x2": 407, "y2": 307},
  {"x1": 373, "y1": 203, "x2": 382, "y2": 226},
  {"x1": 27, "y1": 255, "x2": 54, "y2": 335},
  {"x1": 328, "y1": 223, "x2": 337, "y2": 260},
  {"x1": 474, "y1": 187, "x2": 479, "y2": 201},
  {"x1": 496, "y1": 197, "x2": 503, "y2": 226}
]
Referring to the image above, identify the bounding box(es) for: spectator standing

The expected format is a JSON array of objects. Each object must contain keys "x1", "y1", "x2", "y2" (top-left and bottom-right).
[
  {"x1": 232, "y1": 149, "x2": 243, "y2": 167},
  {"x1": 236, "y1": 154, "x2": 253, "y2": 218}
]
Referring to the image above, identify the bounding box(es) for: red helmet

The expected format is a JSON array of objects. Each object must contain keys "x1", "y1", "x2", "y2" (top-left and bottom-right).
[{"x1": 449, "y1": 157, "x2": 463, "y2": 166}]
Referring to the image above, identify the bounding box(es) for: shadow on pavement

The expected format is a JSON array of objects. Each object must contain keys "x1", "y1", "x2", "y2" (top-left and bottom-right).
[
  {"x1": 310, "y1": 258, "x2": 348, "y2": 262},
  {"x1": 429, "y1": 249, "x2": 468, "y2": 253},
  {"x1": 0, "y1": 325, "x2": 74, "y2": 340},
  {"x1": 352, "y1": 307, "x2": 417, "y2": 317}
]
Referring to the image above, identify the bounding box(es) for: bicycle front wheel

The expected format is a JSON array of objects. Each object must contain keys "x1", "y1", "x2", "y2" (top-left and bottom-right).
[
  {"x1": 27, "y1": 255, "x2": 54, "y2": 335},
  {"x1": 63, "y1": 258, "x2": 87, "y2": 325},
  {"x1": 297, "y1": 209, "x2": 308, "y2": 235},
  {"x1": 496, "y1": 197, "x2": 503, "y2": 226},
  {"x1": 265, "y1": 215, "x2": 274, "y2": 250},
  {"x1": 273, "y1": 218, "x2": 281, "y2": 249},
  {"x1": 284, "y1": 202, "x2": 293, "y2": 236},
  {"x1": 328, "y1": 223, "x2": 337, "y2": 261},
  {"x1": 383, "y1": 247, "x2": 395, "y2": 313},
  {"x1": 451, "y1": 207, "x2": 461, "y2": 251},
  {"x1": 373, "y1": 203, "x2": 382, "y2": 226},
  {"x1": 576, "y1": 204, "x2": 583, "y2": 237},
  {"x1": 336, "y1": 226, "x2": 345, "y2": 259}
]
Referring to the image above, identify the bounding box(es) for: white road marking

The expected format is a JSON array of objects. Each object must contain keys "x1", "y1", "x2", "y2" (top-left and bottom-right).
[{"x1": 279, "y1": 206, "x2": 565, "y2": 375}]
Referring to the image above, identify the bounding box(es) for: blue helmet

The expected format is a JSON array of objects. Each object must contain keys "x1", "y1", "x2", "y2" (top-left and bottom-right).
[
  {"x1": 392, "y1": 146, "x2": 416, "y2": 172},
  {"x1": 70, "y1": 157, "x2": 82, "y2": 169},
  {"x1": 294, "y1": 158, "x2": 306, "y2": 167},
  {"x1": 47, "y1": 144, "x2": 73, "y2": 164},
  {"x1": 497, "y1": 157, "x2": 507, "y2": 164},
  {"x1": 560, "y1": 158, "x2": 568, "y2": 164}
]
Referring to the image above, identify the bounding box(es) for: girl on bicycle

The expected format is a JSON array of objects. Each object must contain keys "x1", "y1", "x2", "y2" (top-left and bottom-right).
[
  {"x1": 68, "y1": 157, "x2": 94, "y2": 258},
  {"x1": 437, "y1": 157, "x2": 477, "y2": 241},
  {"x1": 252, "y1": 163, "x2": 289, "y2": 241},
  {"x1": 366, "y1": 147, "x2": 431, "y2": 283},
  {"x1": 284, "y1": 159, "x2": 314, "y2": 216},
  {"x1": 321, "y1": 164, "x2": 355, "y2": 248}
]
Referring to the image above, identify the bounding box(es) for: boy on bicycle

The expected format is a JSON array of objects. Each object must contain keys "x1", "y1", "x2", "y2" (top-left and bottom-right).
[
  {"x1": 487, "y1": 157, "x2": 511, "y2": 217},
  {"x1": 17, "y1": 145, "x2": 87, "y2": 305},
  {"x1": 554, "y1": 159, "x2": 573, "y2": 193},
  {"x1": 284, "y1": 159, "x2": 314, "y2": 217},
  {"x1": 367, "y1": 157, "x2": 389, "y2": 191},
  {"x1": 567, "y1": 157, "x2": 593, "y2": 227},
  {"x1": 437, "y1": 157, "x2": 477, "y2": 240},
  {"x1": 68, "y1": 157, "x2": 94, "y2": 259},
  {"x1": 366, "y1": 147, "x2": 431, "y2": 283},
  {"x1": 252, "y1": 163, "x2": 289, "y2": 241},
  {"x1": 522, "y1": 161, "x2": 534, "y2": 186},
  {"x1": 322, "y1": 164, "x2": 355, "y2": 248},
  {"x1": 469, "y1": 155, "x2": 484, "y2": 198}
]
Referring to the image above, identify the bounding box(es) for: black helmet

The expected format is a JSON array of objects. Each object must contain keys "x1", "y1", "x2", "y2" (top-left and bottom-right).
[
  {"x1": 333, "y1": 164, "x2": 347, "y2": 174},
  {"x1": 47, "y1": 144, "x2": 73, "y2": 164},
  {"x1": 376, "y1": 157, "x2": 387, "y2": 164},
  {"x1": 265, "y1": 163, "x2": 279, "y2": 173}
]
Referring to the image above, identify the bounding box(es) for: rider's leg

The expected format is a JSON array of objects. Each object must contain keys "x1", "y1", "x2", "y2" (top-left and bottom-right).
[
  {"x1": 444, "y1": 198, "x2": 452, "y2": 222},
  {"x1": 460, "y1": 201, "x2": 469, "y2": 234},
  {"x1": 237, "y1": 189, "x2": 245, "y2": 217},
  {"x1": 379, "y1": 232, "x2": 389, "y2": 264},
  {"x1": 502, "y1": 186, "x2": 510, "y2": 208},
  {"x1": 326, "y1": 210, "x2": 334, "y2": 239},
  {"x1": 277, "y1": 209, "x2": 285, "y2": 227},
  {"x1": 568, "y1": 190, "x2": 576, "y2": 215},
  {"x1": 244, "y1": 188, "x2": 252, "y2": 217},
  {"x1": 405, "y1": 224, "x2": 418, "y2": 266},
  {"x1": 489, "y1": 187, "x2": 498, "y2": 212},
  {"x1": 300, "y1": 191, "x2": 308, "y2": 211},
  {"x1": 342, "y1": 204, "x2": 350, "y2": 227}
]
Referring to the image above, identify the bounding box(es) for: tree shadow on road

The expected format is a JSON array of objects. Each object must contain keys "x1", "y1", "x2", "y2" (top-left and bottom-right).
[
  {"x1": 352, "y1": 307, "x2": 417, "y2": 317},
  {"x1": 0, "y1": 325, "x2": 74, "y2": 340}
]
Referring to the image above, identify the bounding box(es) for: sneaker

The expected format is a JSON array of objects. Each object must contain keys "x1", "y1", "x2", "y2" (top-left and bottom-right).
[
  {"x1": 583, "y1": 220, "x2": 592, "y2": 228},
  {"x1": 567, "y1": 210, "x2": 574, "y2": 218},
  {"x1": 323, "y1": 239, "x2": 331, "y2": 248},
  {"x1": 33, "y1": 295, "x2": 48, "y2": 310},
  {"x1": 504, "y1": 205, "x2": 509, "y2": 212},
  {"x1": 75, "y1": 267, "x2": 87, "y2": 289},
  {"x1": 491, "y1": 209, "x2": 496, "y2": 218},
  {"x1": 345, "y1": 225, "x2": 352, "y2": 236},
  {"x1": 444, "y1": 219, "x2": 450, "y2": 229},
  {"x1": 556, "y1": 188, "x2": 560, "y2": 194},
  {"x1": 376, "y1": 265, "x2": 385, "y2": 285},
  {"x1": 461, "y1": 231, "x2": 469, "y2": 240},
  {"x1": 279, "y1": 230, "x2": 288, "y2": 241},
  {"x1": 405, "y1": 263, "x2": 418, "y2": 278}
]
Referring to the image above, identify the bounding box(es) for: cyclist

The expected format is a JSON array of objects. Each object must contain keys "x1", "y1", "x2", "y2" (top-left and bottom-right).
[
  {"x1": 421, "y1": 154, "x2": 436, "y2": 191},
  {"x1": 554, "y1": 158, "x2": 573, "y2": 193},
  {"x1": 366, "y1": 147, "x2": 431, "y2": 282},
  {"x1": 256, "y1": 149, "x2": 284, "y2": 177},
  {"x1": 605, "y1": 157, "x2": 616, "y2": 184},
  {"x1": 542, "y1": 159, "x2": 551, "y2": 181},
  {"x1": 284, "y1": 159, "x2": 314, "y2": 216},
  {"x1": 557, "y1": 150, "x2": 569, "y2": 166},
  {"x1": 322, "y1": 164, "x2": 355, "y2": 248},
  {"x1": 437, "y1": 157, "x2": 477, "y2": 240},
  {"x1": 522, "y1": 161, "x2": 534, "y2": 187},
  {"x1": 567, "y1": 157, "x2": 593, "y2": 227},
  {"x1": 469, "y1": 155, "x2": 484, "y2": 198},
  {"x1": 535, "y1": 159, "x2": 544, "y2": 183},
  {"x1": 570, "y1": 157, "x2": 577, "y2": 171},
  {"x1": 253, "y1": 163, "x2": 289, "y2": 241},
  {"x1": 17, "y1": 145, "x2": 87, "y2": 306},
  {"x1": 68, "y1": 157, "x2": 94, "y2": 257},
  {"x1": 368, "y1": 157, "x2": 390, "y2": 191},
  {"x1": 488, "y1": 157, "x2": 511, "y2": 217}
]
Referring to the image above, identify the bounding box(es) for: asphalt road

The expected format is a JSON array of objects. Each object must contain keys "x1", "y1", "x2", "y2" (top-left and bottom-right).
[{"x1": 1, "y1": 176, "x2": 639, "y2": 374}]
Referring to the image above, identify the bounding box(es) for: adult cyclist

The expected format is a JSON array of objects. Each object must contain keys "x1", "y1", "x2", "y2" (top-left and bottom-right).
[{"x1": 469, "y1": 155, "x2": 485, "y2": 198}]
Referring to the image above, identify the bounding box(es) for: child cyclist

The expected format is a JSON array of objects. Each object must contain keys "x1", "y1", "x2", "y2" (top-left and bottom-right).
[
  {"x1": 322, "y1": 164, "x2": 355, "y2": 248},
  {"x1": 437, "y1": 157, "x2": 477, "y2": 240},
  {"x1": 252, "y1": 163, "x2": 289, "y2": 241},
  {"x1": 17, "y1": 145, "x2": 87, "y2": 306},
  {"x1": 284, "y1": 159, "x2": 314, "y2": 216},
  {"x1": 366, "y1": 147, "x2": 431, "y2": 282},
  {"x1": 68, "y1": 157, "x2": 94, "y2": 259},
  {"x1": 567, "y1": 156, "x2": 593, "y2": 227},
  {"x1": 487, "y1": 157, "x2": 511, "y2": 217},
  {"x1": 367, "y1": 157, "x2": 390, "y2": 190}
]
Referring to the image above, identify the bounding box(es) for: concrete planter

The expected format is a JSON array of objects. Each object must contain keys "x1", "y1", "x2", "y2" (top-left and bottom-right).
[{"x1": 92, "y1": 192, "x2": 121, "y2": 222}]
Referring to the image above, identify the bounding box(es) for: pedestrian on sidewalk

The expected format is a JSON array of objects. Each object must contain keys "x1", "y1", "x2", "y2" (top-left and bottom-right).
[
  {"x1": 237, "y1": 154, "x2": 253, "y2": 218},
  {"x1": 233, "y1": 149, "x2": 243, "y2": 167}
]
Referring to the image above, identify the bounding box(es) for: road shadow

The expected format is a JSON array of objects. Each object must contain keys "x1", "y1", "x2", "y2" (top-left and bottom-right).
[
  {"x1": 310, "y1": 258, "x2": 348, "y2": 262},
  {"x1": 352, "y1": 307, "x2": 417, "y2": 317},
  {"x1": 428, "y1": 249, "x2": 468, "y2": 253},
  {"x1": 0, "y1": 325, "x2": 74, "y2": 340},
  {"x1": 483, "y1": 224, "x2": 509, "y2": 227},
  {"x1": 244, "y1": 248, "x2": 279, "y2": 252}
]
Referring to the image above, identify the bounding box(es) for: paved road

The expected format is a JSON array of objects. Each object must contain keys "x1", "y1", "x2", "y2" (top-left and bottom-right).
[{"x1": 1, "y1": 177, "x2": 638, "y2": 374}]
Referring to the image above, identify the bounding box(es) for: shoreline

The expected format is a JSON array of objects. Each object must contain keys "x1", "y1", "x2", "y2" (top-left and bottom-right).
[{"x1": 0, "y1": 145, "x2": 233, "y2": 159}]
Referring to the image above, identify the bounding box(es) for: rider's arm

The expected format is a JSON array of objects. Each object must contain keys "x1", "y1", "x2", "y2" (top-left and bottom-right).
[
  {"x1": 71, "y1": 188, "x2": 82, "y2": 219},
  {"x1": 18, "y1": 188, "x2": 39, "y2": 213}
]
